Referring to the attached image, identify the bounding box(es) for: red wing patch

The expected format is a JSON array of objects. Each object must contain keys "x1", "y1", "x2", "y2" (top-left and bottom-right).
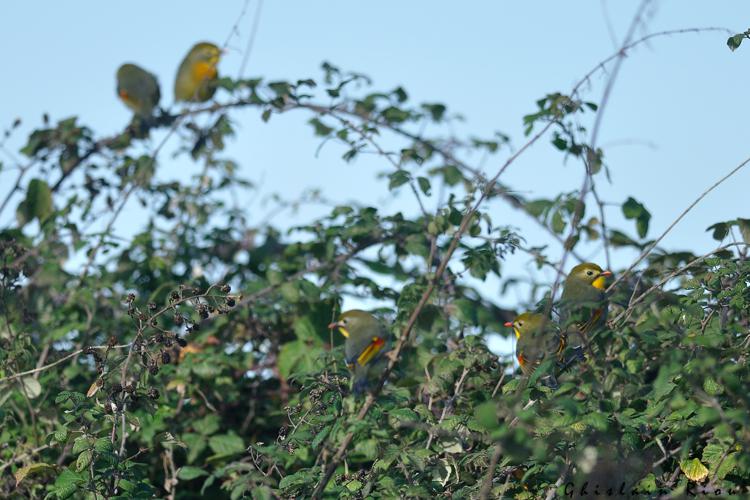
[{"x1": 357, "y1": 336, "x2": 386, "y2": 367}]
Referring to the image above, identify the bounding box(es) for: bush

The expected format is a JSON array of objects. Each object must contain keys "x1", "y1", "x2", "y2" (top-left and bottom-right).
[{"x1": 1, "y1": 23, "x2": 750, "y2": 499}]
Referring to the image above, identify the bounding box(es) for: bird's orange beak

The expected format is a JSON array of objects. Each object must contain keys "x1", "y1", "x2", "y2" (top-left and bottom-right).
[
  {"x1": 503, "y1": 321, "x2": 513, "y2": 328},
  {"x1": 600, "y1": 270, "x2": 612, "y2": 277},
  {"x1": 328, "y1": 321, "x2": 343, "y2": 329}
]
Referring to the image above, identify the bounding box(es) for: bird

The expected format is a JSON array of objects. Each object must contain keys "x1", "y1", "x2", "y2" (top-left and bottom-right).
[
  {"x1": 174, "y1": 42, "x2": 222, "y2": 103},
  {"x1": 116, "y1": 63, "x2": 161, "y2": 117},
  {"x1": 504, "y1": 312, "x2": 565, "y2": 382},
  {"x1": 559, "y1": 262, "x2": 612, "y2": 336},
  {"x1": 329, "y1": 310, "x2": 391, "y2": 395}
]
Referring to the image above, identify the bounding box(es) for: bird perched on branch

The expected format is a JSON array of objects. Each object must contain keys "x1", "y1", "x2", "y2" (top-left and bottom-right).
[
  {"x1": 174, "y1": 42, "x2": 222, "y2": 103},
  {"x1": 329, "y1": 310, "x2": 391, "y2": 395},
  {"x1": 116, "y1": 63, "x2": 161, "y2": 117},
  {"x1": 505, "y1": 312, "x2": 565, "y2": 386},
  {"x1": 559, "y1": 262, "x2": 612, "y2": 332},
  {"x1": 558, "y1": 262, "x2": 612, "y2": 355}
]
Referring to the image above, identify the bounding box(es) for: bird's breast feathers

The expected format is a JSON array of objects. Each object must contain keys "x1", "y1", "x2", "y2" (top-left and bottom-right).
[{"x1": 192, "y1": 61, "x2": 217, "y2": 83}]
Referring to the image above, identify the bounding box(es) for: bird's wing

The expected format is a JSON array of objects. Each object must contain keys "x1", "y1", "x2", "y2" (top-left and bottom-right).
[
  {"x1": 579, "y1": 307, "x2": 604, "y2": 335},
  {"x1": 346, "y1": 336, "x2": 387, "y2": 368}
]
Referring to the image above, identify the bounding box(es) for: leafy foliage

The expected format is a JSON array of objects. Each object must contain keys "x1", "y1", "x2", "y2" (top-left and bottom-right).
[{"x1": 1, "y1": 26, "x2": 749, "y2": 500}]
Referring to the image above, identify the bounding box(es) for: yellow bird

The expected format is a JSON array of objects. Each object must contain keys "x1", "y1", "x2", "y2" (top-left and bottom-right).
[
  {"x1": 505, "y1": 312, "x2": 565, "y2": 379},
  {"x1": 329, "y1": 310, "x2": 391, "y2": 395},
  {"x1": 174, "y1": 42, "x2": 223, "y2": 103},
  {"x1": 116, "y1": 63, "x2": 161, "y2": 117},
  {"x1": 559, "y1": 262, "x2": 612, "y2": 336}
]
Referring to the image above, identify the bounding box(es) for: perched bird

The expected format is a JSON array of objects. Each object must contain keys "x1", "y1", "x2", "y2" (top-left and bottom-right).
[
  {"x1": 505, "y1": 312, "x2": 565, "y2": 381},
  {"x1": 116, "y1": 63, "x2": 161, "y2": 117},
  {"x1": 329, "y1": 310, "x2": 391, "y2": 395},
  {"x1": 174, "y1": 42, "x2": 222, "y2": 103},
  {"x1": 559, "y1": 262, "x2": 612, "y2": 335}
]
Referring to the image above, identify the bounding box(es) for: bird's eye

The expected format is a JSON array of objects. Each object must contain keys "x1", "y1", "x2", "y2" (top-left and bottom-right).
[
  {"x1": 586, "y1": 270, "x2": 594, "y2": 276},
  {"x1": 518, "y1": 321, "x2": 524, "y2": 327}
]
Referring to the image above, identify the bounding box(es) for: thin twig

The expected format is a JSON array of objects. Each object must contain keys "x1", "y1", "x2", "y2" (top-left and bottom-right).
[
  {"x1": 611, "y1": 243, "x2": 748, "y2": 325},
  {"x1": 478, "y1": 444, "x2": 503, "y2": 499},
  {"x1": 0, "y1": 444, "x2": 50, "y2": 473},
  {"x1": 547, "y1": 0, "x2": 653, "y2": 311},
  {"x1": 607, "y1": 156, "x2": 750, "y2": 293},
  {"x1": 237, "y1": 0, "x2": 264, "y2": 80},
  {"x1": 0, "y1": 344, "x2": 131, "y2": 386}
]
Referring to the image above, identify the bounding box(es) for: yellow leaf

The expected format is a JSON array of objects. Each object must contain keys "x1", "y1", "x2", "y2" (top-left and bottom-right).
[
  {"x1": 15, "y1": 462, "x2": 55, "y2": 486},
  {"x1": 571, "y1": 421, "x2": 587, "y2": 433},
  {"x1": 86, "y1": 378, "x2": 103, "y2": 398},
  {"x1": 680, "y1": 458, "x2": 709, "y2": 482},
  {"x1": 20, "y1": 377, "x2": 42, "y2": 399}
]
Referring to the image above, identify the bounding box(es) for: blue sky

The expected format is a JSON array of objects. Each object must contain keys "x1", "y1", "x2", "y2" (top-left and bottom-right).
[{"x1": 2, "y1": 2, "x2": 750, "y2": 355}]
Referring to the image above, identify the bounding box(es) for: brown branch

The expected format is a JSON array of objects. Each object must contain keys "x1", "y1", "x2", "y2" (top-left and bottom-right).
[
  {"x1": 0, "y1": 343, "x2": 131, "y2": 386},
  {"x1": 0, "y1": 445, "x2": 50, "y2": 473},
  {"x1": 479, "y1": 444, "x2": 503, "y2": 499},
  {"x1": 0, "y1": 160, "x2": 34, "y2": 217}
]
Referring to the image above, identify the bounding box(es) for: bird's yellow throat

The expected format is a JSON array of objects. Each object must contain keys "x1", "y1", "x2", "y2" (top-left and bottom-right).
[{"x1": 592, "y1": 275, "x2": 607, "y2": 290}]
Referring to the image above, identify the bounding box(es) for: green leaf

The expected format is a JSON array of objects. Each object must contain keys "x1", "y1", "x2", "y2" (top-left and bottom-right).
[
  {"x1": 309, "y1": 118, "x2": 333, "y2": 136},
  {"x1": 737, "y1": 218, "x2": 750, "y2": 243},
  {"x1": 277, "y1": 340, "x2": 324, "y2": 378},
  {"x1": 75, "y1": 449, "x2": 93, "y2": 472},
  {"x1": 388, "y1": 170, "x2": 411, "y2": 190},
  {"x1": 178, "y1": 466, "x2": 209, "y2": 480},
  {"x1": 389, "y1": 408, "x2": 419, "y2": 423},
  {"x1": 280, "y1": 282, "x2": 301, "y2": 302},
  {"x1": 354, "y1": 438, "x2": 379, "y2": 459},
  {"x1": 707, "y1": 222, "x2": 728, "y2": 241},
  {"x1": 192, "y1": 415, "x2": 220, "y2": 436},
  {"x1": 52, "y1": 468, "x2": 84, "y2": 499},
  {"x1": 422, "y1": 103, "x2": 447, "y2": 121},
  {"x1": 622, "y1": 197, "x2": 650, "y2": 238},
  {"x1": 72, "y1": 437, "x2": 91, "y2": 455},
  {"x1": 417, "y1": 176, "x2": 431, "y2": 196},
  {"x1": 279, "y1": 471, "x2": 311, "y2": 490},
  {"x1": 551, "y1": 210, "x2": 565, "y2": 234},
  {"x1": 473, "y1": 401, "x2": 498, "y2": 430},
  {"x1": 53, "y1": 427, "x2": 68, "y2": 443},
  {"x1": 727, "y1": 33, "x2": 745, "y2": 51},
  {"x1": 702, "y1": 376, "x2": 723, "y2": 396},
  {"x1": 94, "y1": 437, "x2": 113, "y2": 453},
  {"x1": 679, "y1": 458, "x2": 709, "y2": 482},
  {"x1": 525, "y1": 199, "x2": 551, "y2": 218},
  {"x1": 208, "y1": 433, "x2": 245, "y2": 456},
  {"x1": 17, "y1": 178, "x2": 53, "y2": 225}
]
